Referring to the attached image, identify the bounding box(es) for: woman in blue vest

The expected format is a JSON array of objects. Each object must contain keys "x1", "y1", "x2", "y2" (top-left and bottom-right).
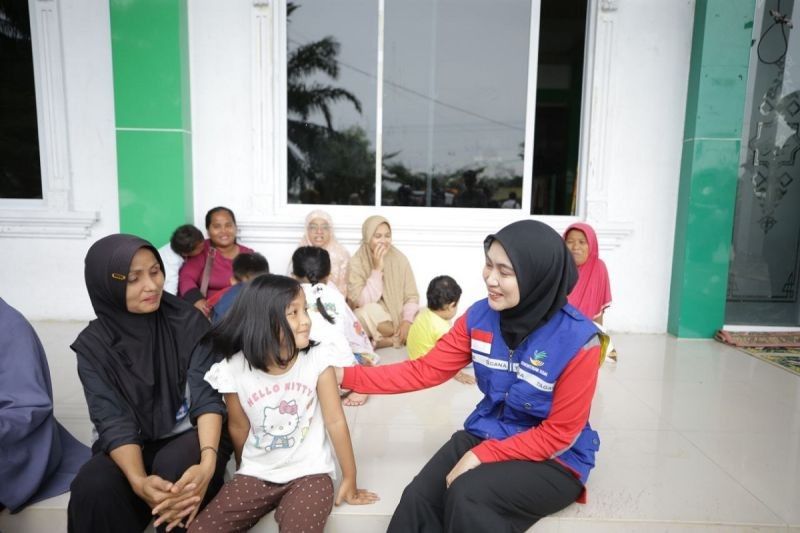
[{"x1": 338, "y1": 220, "x2": 603, "y2": 532}]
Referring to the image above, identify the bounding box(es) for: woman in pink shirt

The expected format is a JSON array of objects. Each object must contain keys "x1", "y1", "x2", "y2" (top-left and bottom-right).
[{"x1": 179, "y1": 206, "x2": 253, "y2": 317}]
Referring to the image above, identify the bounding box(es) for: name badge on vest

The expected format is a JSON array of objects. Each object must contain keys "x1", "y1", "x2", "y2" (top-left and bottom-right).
[{"x1": 470, "y1": 328, "x2": 492, "y2": 354}]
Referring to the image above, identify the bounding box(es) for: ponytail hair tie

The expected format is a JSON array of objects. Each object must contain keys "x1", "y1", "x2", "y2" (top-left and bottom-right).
[{"x1": 311, "y1": 283, "x2": 325, "y2": 299}]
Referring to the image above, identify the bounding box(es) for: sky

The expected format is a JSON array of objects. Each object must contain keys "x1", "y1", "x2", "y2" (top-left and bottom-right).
[{"x1": 289, "y1": 0, "x2": 531, "y2": 179}]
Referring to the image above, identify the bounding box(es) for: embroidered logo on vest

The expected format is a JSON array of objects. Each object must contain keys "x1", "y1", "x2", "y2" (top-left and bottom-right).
[{"x1": 530, "y1": 350, "x2": 547, "y2": 367}]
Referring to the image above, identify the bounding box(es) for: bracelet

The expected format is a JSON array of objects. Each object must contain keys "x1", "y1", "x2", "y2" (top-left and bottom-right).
[{"x1": 200, "y1": 446, "x2": 218, "y2": 456}]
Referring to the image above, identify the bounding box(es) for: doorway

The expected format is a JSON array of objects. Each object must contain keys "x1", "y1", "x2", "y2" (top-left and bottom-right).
[{"x1": 726, "y1": 0, "x2": 800, "y2": 327}]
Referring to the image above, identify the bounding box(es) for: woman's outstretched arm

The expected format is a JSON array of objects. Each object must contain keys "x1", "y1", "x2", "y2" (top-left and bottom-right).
[{"x1": 340, "y1": 313, "x2": 472, "y2": 394}]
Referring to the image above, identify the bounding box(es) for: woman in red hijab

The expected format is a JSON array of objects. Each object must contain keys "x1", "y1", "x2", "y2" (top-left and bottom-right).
[
  {"x1": 564, "y1": 223, "x2": 615, "y2": 361},
  {"x1": 563, "y1": 223, "x2": 612, "y2": 323}
]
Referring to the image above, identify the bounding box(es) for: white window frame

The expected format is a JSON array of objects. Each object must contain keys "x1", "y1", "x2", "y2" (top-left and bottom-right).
[
  {"x1": 243, "y1": 0, "x2": 629, "y2": 250},
  {"x1": 0, "y1": 0, "x2": 98, "y2": 238}
]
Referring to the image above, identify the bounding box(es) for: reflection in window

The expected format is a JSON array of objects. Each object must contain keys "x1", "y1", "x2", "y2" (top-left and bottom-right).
[
  {"x1": 382, "y1": 0, "x2": 529, "y2": 208},
  {"x1": 532, "y1": 1, "x2": 587, "y2": 215},
  {"x1": 726, "y1": 0, "x2": 800, "y2": 326},
  {"x1": 286, "y1": 0, "x2": 587, "y2": 212},
  {"x1": 286, "y1": 1, "x2": 377, "y2": 205},
  {"x1": 0, "y1": 1, "x2": 42, "y2": 199}
]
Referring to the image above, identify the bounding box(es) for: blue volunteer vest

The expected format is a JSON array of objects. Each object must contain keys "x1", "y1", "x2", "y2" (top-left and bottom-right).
[{"x1": 465, "y1": 299, "x2": 601, "y2": 484}]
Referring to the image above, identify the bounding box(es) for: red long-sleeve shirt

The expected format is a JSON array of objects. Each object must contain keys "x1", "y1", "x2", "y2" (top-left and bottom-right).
[{"x1": 342, "y1": 312, "x2": 601, "y2": 501}]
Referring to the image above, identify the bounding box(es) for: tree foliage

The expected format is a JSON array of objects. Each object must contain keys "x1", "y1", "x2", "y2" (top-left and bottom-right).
[{"x1": 286, "y1": 3, "x2": 370, "y2": 204}]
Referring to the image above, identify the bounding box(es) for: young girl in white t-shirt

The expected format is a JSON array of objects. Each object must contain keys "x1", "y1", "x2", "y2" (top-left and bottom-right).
[
  {"x1": 291, "y1": 246, "x2": 379, "y2": 407},
  {"x1": 188, "y1": 274, "x2": 378, "y2": 533}
]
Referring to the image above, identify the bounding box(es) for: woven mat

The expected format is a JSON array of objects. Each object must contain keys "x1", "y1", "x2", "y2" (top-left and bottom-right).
[
  {"x1": 739, "y1": 347, "x2": 800, "y2": 377},
  {"x1": 715, "y1": 330, "x2": 800, "y2": 348}
]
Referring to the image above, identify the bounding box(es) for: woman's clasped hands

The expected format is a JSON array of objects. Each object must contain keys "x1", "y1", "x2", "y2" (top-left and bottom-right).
[{"x1": 149, "y1": 458, "x2": 216, "y2": 531}]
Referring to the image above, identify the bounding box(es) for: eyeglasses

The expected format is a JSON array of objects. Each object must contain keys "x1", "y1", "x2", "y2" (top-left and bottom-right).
[{"x1": 308, "y1": 224, "x2": 331, "y2": 232}]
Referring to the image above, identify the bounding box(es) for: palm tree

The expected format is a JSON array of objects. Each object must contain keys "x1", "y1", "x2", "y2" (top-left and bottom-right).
[{"x1": 286, "y1": 3, "x2": 364, "y2": 202}]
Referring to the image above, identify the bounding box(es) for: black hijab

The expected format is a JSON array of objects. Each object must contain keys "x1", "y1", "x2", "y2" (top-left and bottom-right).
[
  {"x1": 71, "y1": 234, "x2": 210, "y2": 440},
  {"x1": 484, "y1": 220, "x2": 578, "y2": 349}
]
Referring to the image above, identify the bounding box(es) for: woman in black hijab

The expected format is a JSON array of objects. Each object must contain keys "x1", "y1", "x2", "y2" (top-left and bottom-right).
[
  {"x1": 337, "y1": 220, "x2": 604, "y2": 532},
  {"x1": 68, "y1": 234, "x2": 231, "y2": 533}
]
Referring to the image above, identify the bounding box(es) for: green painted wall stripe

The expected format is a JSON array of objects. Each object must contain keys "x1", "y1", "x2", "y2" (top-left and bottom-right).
[
  {"x1": 669, "y1": 0, "x2": 755, "y2": 338},
  {"x1": 109, "y1": 0, "x2": 193, "y2": 247},
  {"x1": 116, "y1": 130, "x2": 192, "y2": 242}
]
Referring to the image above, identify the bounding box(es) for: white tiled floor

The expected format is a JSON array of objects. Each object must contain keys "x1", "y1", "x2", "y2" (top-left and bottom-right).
[{"x1": 1, "y1": 325, "x2": 799, "y2": 532}]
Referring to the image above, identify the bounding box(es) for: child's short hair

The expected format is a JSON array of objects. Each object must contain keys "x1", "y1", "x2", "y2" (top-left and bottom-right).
[
  {"x1": 291, "y1": 246, "x2": 335, "y2": 324},
  {"x1": 208, "y1": 274, "x2": 309, "y2": 371},
  {"x1": 169, "y1": 224, "x2": 204, "y2": 256},
  {"x1": 426, "y1": 275, "x2": 462, "y2": 311},
  {"x1": 233, "y1": 252, "x2": 269, "y2": 282}
]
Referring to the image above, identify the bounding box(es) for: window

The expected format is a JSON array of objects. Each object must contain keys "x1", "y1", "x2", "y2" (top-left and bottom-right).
[
  {"x1": 0, "y1": 0, "x2": 98, "y2": 239},
  {"x1": 285, "y1": 0, "x2": 377, "y2": 206},
  {"x1": 0, "y1": 1, "x2": 42, "y2": 200},
  {"x1": 285, "y1": 0, "x2": 587, "y2": 214}
]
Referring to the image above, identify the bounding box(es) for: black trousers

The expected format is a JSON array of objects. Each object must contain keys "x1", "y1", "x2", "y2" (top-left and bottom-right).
[
  {"x1": 67, "y1": 429, "x2": 232, "y2": 533},
  {"x1": 388, "y1": 430, "x2": 584, "y2": 533}
]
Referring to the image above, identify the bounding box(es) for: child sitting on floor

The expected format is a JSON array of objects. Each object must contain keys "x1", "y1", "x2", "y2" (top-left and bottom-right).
[
  {"x1": 292, "y1": 246, "x2": 379, "y2": 407},
  {"x1": 210, "y1": 252, "x2": 269, "y2": 323},
  {"x1": 407, "y1": 275, "x2": 475, "y2": 384},
  {"x1": 190, "y1": 275, "x2": 378, "y2": 532}
]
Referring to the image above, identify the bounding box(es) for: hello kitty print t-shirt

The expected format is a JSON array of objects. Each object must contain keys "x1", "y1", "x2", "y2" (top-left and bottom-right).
[{"x1": 204, "y1": 345, "x2": 335, "y2": 484}]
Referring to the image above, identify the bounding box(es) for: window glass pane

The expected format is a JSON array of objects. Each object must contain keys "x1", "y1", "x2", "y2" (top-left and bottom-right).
[
  {"x1": 531, "y1": 0, "x2": 587, "y2": 215},
  {"x1": 726, "y1": 0, "x2": 800, "y2": 326},
  {"x1": 286, "y1": 1, "x2": 377, "y2": 206},
  {"x1": 382, "y1": 0, "x2": 530, "y2": 208},
  {"x1": 0, "y1": 2, "x2": 42, "y2": 199}
]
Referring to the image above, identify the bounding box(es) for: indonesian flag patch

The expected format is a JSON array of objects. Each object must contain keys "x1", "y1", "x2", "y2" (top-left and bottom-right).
[{"x1": 470, "y1": 328, "x2": 493, "y2": 354}]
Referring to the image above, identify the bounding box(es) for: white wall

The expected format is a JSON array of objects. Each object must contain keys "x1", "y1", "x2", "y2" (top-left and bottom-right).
[
  {"x1": 1, "y1": 0, "x2": 694, "y2": 329},
  {"x1": 186, "y1": 0, "x2": 696, "y2": 334},
  {"x1": 598, "y1": 0, "x2": 696, "y2": 332},
  {"x1": 0, "y1": 0, "x2": 119, "y2": 320}
]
